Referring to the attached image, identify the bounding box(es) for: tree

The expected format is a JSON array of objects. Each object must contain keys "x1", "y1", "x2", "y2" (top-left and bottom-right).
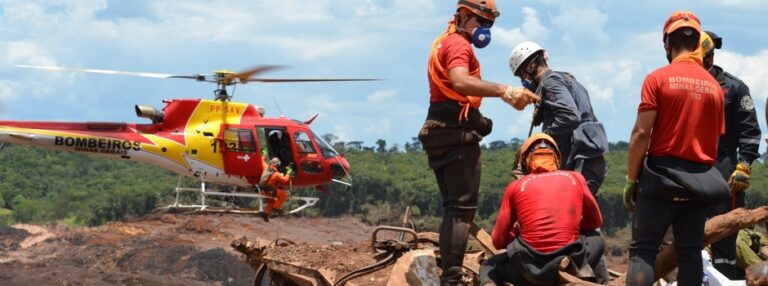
[
  {"x1": 409, "y1": 137, "x2": 422, "y2": 152},
  {"x1": 376, "y1": 139, "x2": 387, "y2": 153},
  {"x1": 322, "y1": 133, "x2": 338, "y2": 146},
  {"x1": 347, "y1": 141, "x2": 363, "y2": 151},
  {"x1": 509, "y1": 138, "x2": 523, "y2": 151},
  {"x1": 488, "y1": 140, "x2": 508, "y2": 151}
]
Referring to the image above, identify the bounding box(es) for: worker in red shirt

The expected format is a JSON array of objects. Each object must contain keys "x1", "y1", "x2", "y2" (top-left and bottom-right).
[
  {"x1": 259, "y1": 157, "x2": 290, "y2": 222},
  {"x1": 623, "y1": 11, "x2": 729, "y2": 285},
  {"x1": 418, "y1": 1, "x2": 539, "y2": 284},
  {"x1": 480, "y1": 133, "x2": 607, "y2": 285}
]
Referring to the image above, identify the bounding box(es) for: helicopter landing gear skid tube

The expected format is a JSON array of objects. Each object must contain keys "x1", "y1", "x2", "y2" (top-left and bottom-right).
[{"x1": 159, "y1": 176, "x2": 320, "y2": 215}]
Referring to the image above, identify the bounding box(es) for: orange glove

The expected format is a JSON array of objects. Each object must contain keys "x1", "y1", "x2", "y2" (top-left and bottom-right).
[
  {"x1": 502, "y1": 86, "x2": 540, "y2": 110},
  {"x1": 729, "y1": 162, "x2": 751, "y2": 193}
]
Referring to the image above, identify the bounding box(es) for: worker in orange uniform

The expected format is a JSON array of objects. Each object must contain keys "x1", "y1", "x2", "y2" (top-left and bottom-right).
[
  {"x1": 418, "y1": 1, "x2": 539, "y2": 284},
  {"x1": 481, "y1": 133, "x2": 608, "y2": 285},
  {"x1": 259, "y1": 157, "x2": 291, "y2": 222},
  {"x1": 623, "y1": 11, "x2": 728, "y2": 285}
]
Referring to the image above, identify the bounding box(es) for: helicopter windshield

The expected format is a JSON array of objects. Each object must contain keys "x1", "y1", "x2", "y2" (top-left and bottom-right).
[{"x1": 311, "y1": 130, "x2": 339, "y2": 159}]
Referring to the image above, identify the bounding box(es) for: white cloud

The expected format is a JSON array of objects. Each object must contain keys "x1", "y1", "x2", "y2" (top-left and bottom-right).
[
  {"x1": 716, "y1": 50, "x2": 768, "y2": 102},
  {"x1": 494, "y1": 6, "x2": 549, "y2": 48},
  {"x1": 367, "y1": 89, "x2": 397, "y2": 104},
  {"x1": 551, "y1": 6, "x2": 609, "y2": 45}
]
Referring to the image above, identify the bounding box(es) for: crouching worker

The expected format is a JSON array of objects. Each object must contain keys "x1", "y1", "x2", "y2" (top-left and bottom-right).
[
  {"x1": 481, "y1": 133, "x2": 609, "y2": 285},
  {"x1": 259, "y1": 157, "x2": 291, "y2": 222}
]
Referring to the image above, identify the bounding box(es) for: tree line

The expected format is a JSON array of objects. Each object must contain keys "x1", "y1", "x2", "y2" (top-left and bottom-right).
[{"x1": 0, "y1": 138, "x2": 766, "y2": 236}]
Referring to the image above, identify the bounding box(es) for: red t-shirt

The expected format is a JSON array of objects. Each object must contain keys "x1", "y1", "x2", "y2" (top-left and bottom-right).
[
  {"x1": 428, "y1": 33, "x2": 480, "y2": 103},
  {"x1": 491, "y1": 171, "x2": 603, "y2": 253},
  {"x1": 639, "y1": 60, "x2": 725, "y2": 165}
]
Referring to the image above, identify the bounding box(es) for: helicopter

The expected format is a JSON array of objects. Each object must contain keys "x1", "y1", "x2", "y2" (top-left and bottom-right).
[{"x1": 0, "y1": 65, "x2": 377, "y2": 214}]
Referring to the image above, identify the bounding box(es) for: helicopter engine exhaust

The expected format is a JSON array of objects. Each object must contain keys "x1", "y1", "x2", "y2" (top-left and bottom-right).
[{"x1": 135, "y1": 105, "x2": 164, "y2": 123}]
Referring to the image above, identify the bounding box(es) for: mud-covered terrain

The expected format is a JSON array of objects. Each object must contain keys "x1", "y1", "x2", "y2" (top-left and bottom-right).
[{"x1": 0, "y1": 214, "x2": 373, "y2": 285}]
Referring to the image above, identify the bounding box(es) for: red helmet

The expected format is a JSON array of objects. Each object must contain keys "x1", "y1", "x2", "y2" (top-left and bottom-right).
[{"x1": 457, "y1": 0, "x2": 500, "y2": 21}]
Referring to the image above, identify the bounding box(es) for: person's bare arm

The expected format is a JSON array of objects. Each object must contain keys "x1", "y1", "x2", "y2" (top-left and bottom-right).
[
  {"x1": 449, "y1": 66, "x2": 539, "y2": 109},
  {"x1": 448, "y1": 66, "x2": 507, "y2": 97},
  {"x1": 627, "y1": 111, "x2": 657, "y2": 181}
]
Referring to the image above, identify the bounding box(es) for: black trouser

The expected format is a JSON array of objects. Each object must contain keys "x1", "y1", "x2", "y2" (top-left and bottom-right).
[
  {"x1": 429, "y1": 144, "x2": 481, "y2": 285},
  {"x1": 709, "y1": 156, "x2": 746, "y2": 279},
  {"x1": 627, "y1": 195, "x2": 707, "y2": 286},
  {"x1": 479, "y1": 231, "x2": 608, "y2": 285},
  {"x1": 573, "y1": 156, "x2": 607, "y2": 197}
]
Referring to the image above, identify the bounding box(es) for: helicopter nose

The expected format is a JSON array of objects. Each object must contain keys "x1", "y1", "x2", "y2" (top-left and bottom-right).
[{"x1": 328, "y1": 155, "x2": 350, "y2": 179}]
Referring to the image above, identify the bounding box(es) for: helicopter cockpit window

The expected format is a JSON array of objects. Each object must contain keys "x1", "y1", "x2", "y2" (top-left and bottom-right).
[
  {"x1": 311, "y1": 130, "x2": 339, "y2": 159},
  {"x1": 293, "y1": 131, "x2": 317, "y2": 155},
  {"x1": 223, "y1": 128, "x2": 256, "y2": 152}
]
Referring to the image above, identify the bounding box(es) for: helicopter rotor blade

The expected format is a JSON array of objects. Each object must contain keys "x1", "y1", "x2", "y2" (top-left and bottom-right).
[
  {"x1": 15, "y1": 65, "x2": 202, "y2": 80},
  {"x1": 222, "y1": 65, "x2": 285, "y2": 85},
  {"x1": 244, "y1": 78, "x2": 381, "y2": 83}
]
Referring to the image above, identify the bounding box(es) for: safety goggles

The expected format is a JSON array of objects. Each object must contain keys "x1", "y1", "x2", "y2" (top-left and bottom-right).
[{"x1": 475, "y1": 15, "x2": 494, "y2": 28}]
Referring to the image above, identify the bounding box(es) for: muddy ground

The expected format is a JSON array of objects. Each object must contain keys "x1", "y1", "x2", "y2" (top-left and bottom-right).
[{"x1": 0, "y1": 213, "x2": 630, "y2": 285}]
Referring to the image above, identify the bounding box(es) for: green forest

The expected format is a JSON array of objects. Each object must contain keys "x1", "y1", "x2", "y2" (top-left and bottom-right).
[{"x1": 1, "y1": 139, "x2": 767, "y2": 236}]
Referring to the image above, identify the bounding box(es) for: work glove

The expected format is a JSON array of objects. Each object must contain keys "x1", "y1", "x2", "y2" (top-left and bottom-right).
[
  {"x1": 502, "y1": 86, "x2": 540, "y2": 110},
  {"x1": 286, "y1": 167, "x2": 294, "y2": 177},
  {"x1": 623, "y1": 179, "x2": 638, "y2": 212},
  {"x1": 728, "y1": 162, "x2": 751, "y2": 193}
]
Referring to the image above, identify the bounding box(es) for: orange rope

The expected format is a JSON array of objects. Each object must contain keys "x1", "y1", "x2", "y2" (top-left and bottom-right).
[{"x1": 428, "y1": 21, "x2": 482, "y2": 122}]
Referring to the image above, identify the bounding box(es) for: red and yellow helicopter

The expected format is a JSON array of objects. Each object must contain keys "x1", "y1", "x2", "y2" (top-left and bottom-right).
[{"x1": 0, "y1": 65, "x2": 375, "y2": 214}]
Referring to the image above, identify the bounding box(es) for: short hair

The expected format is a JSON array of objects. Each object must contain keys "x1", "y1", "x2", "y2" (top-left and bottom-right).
[{"x1": 667, "y1": 27, "x2": 700, "y2": 52}]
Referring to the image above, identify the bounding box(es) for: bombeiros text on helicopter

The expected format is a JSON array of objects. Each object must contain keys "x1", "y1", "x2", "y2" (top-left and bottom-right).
[{"x1": 0, "y1": 64, "x2": 379, "y2": 215}]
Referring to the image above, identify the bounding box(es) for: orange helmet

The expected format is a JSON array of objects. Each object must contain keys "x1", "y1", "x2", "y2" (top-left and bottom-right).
[
  {"x1": 663, "y1": 10, "x2": 701, "y2": 42},
  {"x1": 515, "y1": 133, "x2": 560, "y2": 174},
  {"x1": 457, "y1": 0, "x2": 500, "y2": 21}
]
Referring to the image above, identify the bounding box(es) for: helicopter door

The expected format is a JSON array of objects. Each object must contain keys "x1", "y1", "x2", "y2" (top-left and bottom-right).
[
  {"x1": 259, "y1": 127, "x2": 295, "y2": 170},
  {"x1": 292, "y1": 131, "x2": 324, "y2": 178},
  {"x1": 219, "y1": 125, "x2": 262, "y2": 180}
]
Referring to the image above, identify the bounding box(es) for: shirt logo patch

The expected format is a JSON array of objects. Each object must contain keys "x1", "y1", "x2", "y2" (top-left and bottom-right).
[{"x1": 741, "y1": 96, "x2": 755, "y2": 111}]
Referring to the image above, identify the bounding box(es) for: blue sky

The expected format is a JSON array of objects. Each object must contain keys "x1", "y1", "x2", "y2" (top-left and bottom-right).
[{"x1": 0, "y1": 0, "x2": 767, "y2": 149}]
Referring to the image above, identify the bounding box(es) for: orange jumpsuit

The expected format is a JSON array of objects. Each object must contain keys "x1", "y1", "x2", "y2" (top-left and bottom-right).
[{"x1": 264, "y1": 166, "x2": 289, "y2": 214}]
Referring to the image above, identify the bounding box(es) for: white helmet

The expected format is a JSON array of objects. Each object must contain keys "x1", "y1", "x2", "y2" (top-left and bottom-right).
[{"x1": 509, "y1": 41, "x2": 544, "y2": 76}]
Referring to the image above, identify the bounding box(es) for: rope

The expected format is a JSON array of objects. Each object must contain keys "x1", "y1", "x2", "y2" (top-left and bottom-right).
[{"x1": 332, "y1": 252, "x2": 399, "y2": 286}]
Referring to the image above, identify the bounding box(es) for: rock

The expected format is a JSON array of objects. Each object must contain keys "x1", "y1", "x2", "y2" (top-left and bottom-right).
[{"x1": 160, "y1": 214, "x2": 177, "y2": 224}]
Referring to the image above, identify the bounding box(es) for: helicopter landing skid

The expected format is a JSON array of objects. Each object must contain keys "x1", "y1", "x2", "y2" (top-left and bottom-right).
[{"x1": 159, "y1": 177, "x2": 319, "y2": 215}]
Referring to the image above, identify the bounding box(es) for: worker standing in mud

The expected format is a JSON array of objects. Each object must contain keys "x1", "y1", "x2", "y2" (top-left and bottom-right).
[
  {"x1": 482, "y1": 134, "x2": 609, "y2": 285},
  {"x1": 419, "y1": 0, "x2": 539, "y2": 284},
  {"x1": 508, "y1": 41, "x2": 609, "y2": 197},
  {"x1": 259, "y1": 157, "x2": 291, "y2": 222},
  {"x1": 623, "y1": 11, "x2": 729, "y2": 285},
  {"x1": 699, "y1": 30, "x2": 763, "y2": 280}
]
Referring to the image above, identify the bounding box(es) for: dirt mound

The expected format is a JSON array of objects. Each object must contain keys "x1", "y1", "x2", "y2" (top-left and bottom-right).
[
  {"x1": 0, "y1": 215, "x2": 373, "y2": 285},
  {"x1": 0, "y1": 226, "x2": 28, "y2": 252}
]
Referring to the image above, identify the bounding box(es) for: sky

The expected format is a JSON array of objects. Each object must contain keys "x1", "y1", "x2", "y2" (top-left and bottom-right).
[{"x1": 0, "y1": 0, "x2": 767, "y2": 149}]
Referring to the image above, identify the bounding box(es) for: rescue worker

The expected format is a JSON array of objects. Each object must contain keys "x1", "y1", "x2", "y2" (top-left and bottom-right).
[
  {"x1": 508, "y1": 42, "x2": 609, "y2": 196},
  {"x1": 623, "y1": 11, "x2": 728, "y2": 285},
  {"x1": 259, "y1": 157, "x2": 291, "y2": 222},
  {"x1": 698, "y1": 30, "x2": 762, "y2": 280},
  {"x1": 419, "y1": 1, "x2": 539, "y2": 284},
  {"x1": 481, "y1": 133, "x2": 608, "y2": 285},
  {"x1": 735, "y1": 226, "x2": 768, "y2": 271}
]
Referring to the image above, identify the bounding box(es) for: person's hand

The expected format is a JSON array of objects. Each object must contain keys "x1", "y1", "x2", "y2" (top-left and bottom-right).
[
  {"x1": 502, "y1": 86, "x2": 540, "y2": 110},
  {"x1": 623, "y1": 179, "x2": 638, "y2": 212},
  {"x1": 729, "y1": 162, "x2": 751, "y2": 193},
  {"x1": 286, "y1": 167, "x2": 294, "y2": 177}
]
